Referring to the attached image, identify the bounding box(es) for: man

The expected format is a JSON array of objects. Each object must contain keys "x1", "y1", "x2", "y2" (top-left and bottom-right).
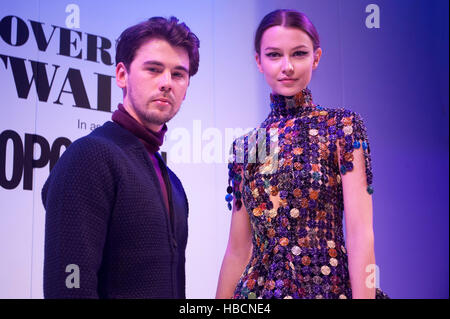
[{"x1": 42, "y1": 17, "x2": 200, "y2": 298}]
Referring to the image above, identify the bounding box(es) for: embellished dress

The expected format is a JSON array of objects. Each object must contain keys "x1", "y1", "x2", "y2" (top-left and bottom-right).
[{"x1": 226, "y1": 88, "x2": 388, "y2": 299}]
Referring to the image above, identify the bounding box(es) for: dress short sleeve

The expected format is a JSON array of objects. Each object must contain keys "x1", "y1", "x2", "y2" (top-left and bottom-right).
[
  {"x1": 338, "y1": 111, "x2": 374, "y2": 195},
  {"x1": 225, "y1": 137, "x2": 245, "y2": 211}
]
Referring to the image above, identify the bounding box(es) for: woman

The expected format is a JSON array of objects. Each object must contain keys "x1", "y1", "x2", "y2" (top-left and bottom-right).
[{"x1": 216, "y1": 9, "x2": 389, "y2": 299}]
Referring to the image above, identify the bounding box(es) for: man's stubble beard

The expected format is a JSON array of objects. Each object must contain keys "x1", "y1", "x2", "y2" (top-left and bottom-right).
[{"x1": 138, "y1": 101, "x2": 180, "y2": 128}]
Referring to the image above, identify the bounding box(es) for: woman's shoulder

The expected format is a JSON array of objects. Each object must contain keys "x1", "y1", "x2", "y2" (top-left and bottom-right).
[
  {"x1": 315, "y1": 105, "x2": 368, "y2": 129},
  {"x1": 315, "y1": 105, "x2": 361, "y2": 118},
  {"x1": 228, "y1": 125, "x2": 272, "y2": 167}
]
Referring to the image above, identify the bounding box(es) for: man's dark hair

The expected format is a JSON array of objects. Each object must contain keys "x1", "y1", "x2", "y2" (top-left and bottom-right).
[{"x1": 115, "y1": 16, "x2": 200, "y2": 76}]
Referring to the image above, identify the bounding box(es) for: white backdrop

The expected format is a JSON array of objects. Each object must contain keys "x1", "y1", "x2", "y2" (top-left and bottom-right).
[{"x1": 0, "y1": 0, "x2": 265, "y2": 298}]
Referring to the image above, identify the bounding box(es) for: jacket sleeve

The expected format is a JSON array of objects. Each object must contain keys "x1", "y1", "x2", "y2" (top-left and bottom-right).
[{"x1": 41, "y1": 137, "x2": 116, "y2": 298}]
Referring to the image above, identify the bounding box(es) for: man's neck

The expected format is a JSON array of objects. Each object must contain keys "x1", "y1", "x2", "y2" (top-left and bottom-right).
[{"x1": 122, "y1": 103, "x2": 164, "y2": 133}]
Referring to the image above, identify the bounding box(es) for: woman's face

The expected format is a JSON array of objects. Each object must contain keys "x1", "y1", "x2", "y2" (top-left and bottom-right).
[{"x1": 256, "y1": 26, "x2": 322, "y2": 96}]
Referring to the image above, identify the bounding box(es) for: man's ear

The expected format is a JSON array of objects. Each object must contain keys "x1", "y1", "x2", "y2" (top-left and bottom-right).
[
  {"x1": 116, "y1": 62, "x2": 128, "y2": 89},
  {"x1": 255, "y1": 53, "x2": 263, "y2": 73}
]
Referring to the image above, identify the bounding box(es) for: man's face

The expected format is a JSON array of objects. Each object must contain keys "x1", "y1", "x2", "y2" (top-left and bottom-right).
[{"x1": 116, "y1": 38, "x2": 190, "y2": 131}]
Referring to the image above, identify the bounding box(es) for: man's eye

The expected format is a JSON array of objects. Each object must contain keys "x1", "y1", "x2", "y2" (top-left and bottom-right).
[
  {"x1": 173, "y1": 72, "x2": 184, "y2": 78},
  {"x1": 265, "y1": 52, "x2": 281, "y2": 58},
  {"x1": 148, "y1": 68, "x2": 161, "y2": 73}
]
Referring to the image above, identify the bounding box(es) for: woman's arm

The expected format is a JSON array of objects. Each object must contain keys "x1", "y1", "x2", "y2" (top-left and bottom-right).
[
  {"x1": 341, "y1": 146, "x2": 376, "y2": 299},
  {"x1": 216, "y1": 198, "x2": 253, "y2": 299}
]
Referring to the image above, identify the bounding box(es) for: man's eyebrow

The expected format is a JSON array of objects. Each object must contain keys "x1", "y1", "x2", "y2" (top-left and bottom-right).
[
  {"x1": 143, "y1": 60, "x2": 189, "y2": 74},
  {"x1": 143, "y1": 60, "x2": 164, "y2": 67},
  {"x1": 174, "y1": 65, "x2": 189, "y2": 74}
]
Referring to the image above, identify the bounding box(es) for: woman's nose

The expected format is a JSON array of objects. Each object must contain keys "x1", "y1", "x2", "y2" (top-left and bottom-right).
[{"x1": 281, "y1": 58, "x2": 294, "y2": 75}]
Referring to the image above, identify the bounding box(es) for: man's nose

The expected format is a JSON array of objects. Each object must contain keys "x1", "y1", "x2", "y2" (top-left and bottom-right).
[{"x1": 159, "y1": 70, "x2": 172, "y2": 92}]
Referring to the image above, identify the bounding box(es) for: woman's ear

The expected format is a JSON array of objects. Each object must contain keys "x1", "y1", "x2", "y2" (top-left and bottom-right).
[
  {"x1": 255, "y1": 53, "x2": 263, "y2": 73},
  {"x1": 312, "y1": 48, "x2": 322, "y2": 70}
]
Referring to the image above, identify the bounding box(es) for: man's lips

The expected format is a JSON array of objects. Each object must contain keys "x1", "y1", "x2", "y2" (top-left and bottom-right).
[{"x1": 153, "y1": 98, "x2": 172, "y2": 105}]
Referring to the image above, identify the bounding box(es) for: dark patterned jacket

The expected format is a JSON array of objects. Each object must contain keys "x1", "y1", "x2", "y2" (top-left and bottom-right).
[{"x1": 42, "y1": 121, "x2": 188, "y2": 298}]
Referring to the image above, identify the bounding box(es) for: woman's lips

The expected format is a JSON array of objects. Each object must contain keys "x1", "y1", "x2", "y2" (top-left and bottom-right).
[{"x1": 279, "y1": 78, "x2": 297, "y2": 85}]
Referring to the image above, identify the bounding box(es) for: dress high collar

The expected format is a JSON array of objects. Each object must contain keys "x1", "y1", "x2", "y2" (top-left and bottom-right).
[{"x1": 269, "y1": 87, "x2": 316, "y2": 117}]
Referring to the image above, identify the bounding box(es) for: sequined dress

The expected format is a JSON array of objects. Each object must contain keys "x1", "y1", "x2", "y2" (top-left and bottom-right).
[{"x1": 226, "y1": 88, "x2": 388, "y2": 299}]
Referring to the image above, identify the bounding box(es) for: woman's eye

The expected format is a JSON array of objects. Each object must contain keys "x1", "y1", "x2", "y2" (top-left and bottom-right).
[
  {"x1": 293, "y1": 51, "x2": 308, "y2": 57},
  {"x1": 266, "y1": 52, "x2": 281, "y2": 58}
]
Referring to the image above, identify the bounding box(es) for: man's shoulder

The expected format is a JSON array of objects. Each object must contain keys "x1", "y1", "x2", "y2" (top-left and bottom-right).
[
  {"x1": 72, "y1": 121, "x2": 139, "y2": 153},
  {"x1": 55, "y1": 121, "x2": 140, "y2": 169},
  {"x1": 42, "y1": 122, "x2": 140, "y2": 200},
  {"x1": 86, "y1": 121, "x2": 139, "y2": 146}
]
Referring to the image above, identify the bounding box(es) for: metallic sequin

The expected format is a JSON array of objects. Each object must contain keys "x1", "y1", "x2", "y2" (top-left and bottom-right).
[
  {"x1": 301, "y1": 256, "x2": 311, "y2": 266},
  {"x1": 293, "y1": 188, "x2": 302, "y2": 197},
  {"x1": 290, "y1": 208, "x2": 300, "y2": 218},
  {"x1": 280, "y1": 237, "x2": 289, "y2": 246},
  {"x1": 291, "y1": 246, "x2": 302, "y2": 256},
  {"x1": 269, "y1": 209, "x2": 278, "y2": 218},
  {"x1": 253, "y1": 207, "x2": 263, "y2": 217},
  {"x1": 329, "y1": 258, "x2": 338, "y2": 267},
  {"x1": 342, "y1": 117, "x2": 352, "y2": 126},
  {"x1": 328, "y1": 248, "x2": 338, "y2": 258},
  {"x1": 343, "y1": 125, "x2": 353, "y2": 135},
  {"x1": 321, "y1": 265, "x2": 331, "y2": 276}
]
